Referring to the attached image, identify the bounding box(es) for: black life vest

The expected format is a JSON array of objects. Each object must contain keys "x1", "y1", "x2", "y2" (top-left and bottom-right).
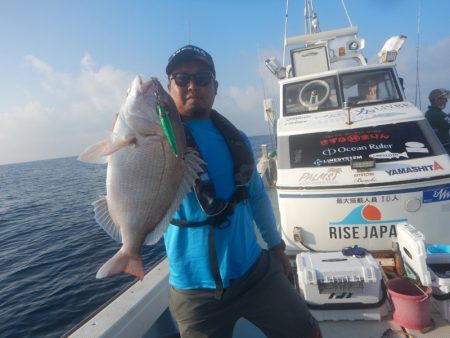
[{"x1": 171, "y1": 109, "x2": 254, "y2": 228}]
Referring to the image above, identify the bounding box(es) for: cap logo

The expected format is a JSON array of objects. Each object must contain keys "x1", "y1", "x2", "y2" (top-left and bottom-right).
[{"x1": 172, "y1": 45, "x2": 208, "y2": 59}]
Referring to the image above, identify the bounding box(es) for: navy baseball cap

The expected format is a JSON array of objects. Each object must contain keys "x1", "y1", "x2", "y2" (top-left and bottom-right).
[
  {"x1": 429, "y1": 88, "x2": 449, "y2": 102},
  {"x1": 166, "y1": 45, "x2": 215, "y2": 76}
]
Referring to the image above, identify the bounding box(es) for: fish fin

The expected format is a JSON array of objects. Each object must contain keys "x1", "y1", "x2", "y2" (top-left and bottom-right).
[
  {"x1": 143, "y1": 149, "x2": 204, "y2": 245},
  {"x1": 78, "y1": 134, "x2": 136, "y2": 164},
  {"x1": 92, "y1": 196, "x2": 122, "y2": 243},
  {"x1": 96, "y1": 249, "x2": 144, "y2": 280}
]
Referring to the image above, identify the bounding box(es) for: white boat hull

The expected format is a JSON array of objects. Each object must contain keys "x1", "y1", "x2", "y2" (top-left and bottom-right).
[{"x1": 278, "y1": 179, "x2": 450, "y2": 252}]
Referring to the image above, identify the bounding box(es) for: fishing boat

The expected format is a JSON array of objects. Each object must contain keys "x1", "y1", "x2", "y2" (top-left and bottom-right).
[
  {"x1": 260, "y1": 0, "x2": 450, "y2": 254},
  {"x1": 66, "y1": 1, "x2": 450, "y2": 337}
]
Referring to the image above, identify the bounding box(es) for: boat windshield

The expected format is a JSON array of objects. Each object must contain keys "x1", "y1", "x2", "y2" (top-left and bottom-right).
[
  {"x1": 283, "y1": 69, "x2": 402, "y2": 117},
  {"x1": 341, "y1": 69, "x2": 401, "y2": 106}
]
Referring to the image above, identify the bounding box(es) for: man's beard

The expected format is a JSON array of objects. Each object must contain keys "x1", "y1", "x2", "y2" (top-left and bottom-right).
[{"x1": 183, "y1": 107, "x2": 211, "y2": 119}]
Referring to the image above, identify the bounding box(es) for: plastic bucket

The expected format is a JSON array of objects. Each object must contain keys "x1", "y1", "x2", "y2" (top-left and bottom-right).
[{"x1": 386, "y1": 278, "x2": 432, "y2": 330}]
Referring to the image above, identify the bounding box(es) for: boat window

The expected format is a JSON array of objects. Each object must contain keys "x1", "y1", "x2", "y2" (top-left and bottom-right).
[
  {"x1": 341, "y1": 69, "x2": 401, "y2": 106},
  {"x1": 287, "y1": 120, "x2": 444, "y2": 168},
  {"x1": 284, "y1": 76, "x2": 340, "y2": 116}
]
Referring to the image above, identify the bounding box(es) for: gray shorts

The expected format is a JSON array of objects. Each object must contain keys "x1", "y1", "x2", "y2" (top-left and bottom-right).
[{"x1": 169, "y1": 250, "x2": 320, "y2": 338}]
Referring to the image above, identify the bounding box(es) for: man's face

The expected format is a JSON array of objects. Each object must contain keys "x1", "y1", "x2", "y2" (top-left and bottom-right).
[
  {"x1": 366, "y1": 84, "x2": 377, "y2": 101},
  {"x1": 435, "y1": 96, "x2": 448, "y2": 109},
  {"x1": 168, "y1": 60, "x2": 218, "y2": 119}
]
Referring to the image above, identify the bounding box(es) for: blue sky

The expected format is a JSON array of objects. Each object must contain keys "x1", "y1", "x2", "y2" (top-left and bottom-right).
[{"x1": 1, "y1": 0, "x2": 449, "y2": 165}]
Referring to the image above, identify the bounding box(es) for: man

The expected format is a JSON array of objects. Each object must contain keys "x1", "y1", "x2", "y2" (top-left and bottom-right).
[
  {"x1": 425, "y1": 88, "x2": 450, "y2": 151},
  {"x1": 358, "y1": 78, "x2": 378, "y2": 103},
  {"x1": 164, "y1": 45, "x2": 321, "y2": 338}
]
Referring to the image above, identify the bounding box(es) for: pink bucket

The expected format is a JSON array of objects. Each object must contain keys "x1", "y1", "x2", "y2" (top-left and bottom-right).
[{"x1": 386, "y1": 278, "x2": 432, "y2": 330}]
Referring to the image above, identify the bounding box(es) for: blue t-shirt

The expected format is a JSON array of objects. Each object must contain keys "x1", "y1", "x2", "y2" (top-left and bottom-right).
[{"x1": 164, "y1": 118, "x2": 280, "y2": 289}]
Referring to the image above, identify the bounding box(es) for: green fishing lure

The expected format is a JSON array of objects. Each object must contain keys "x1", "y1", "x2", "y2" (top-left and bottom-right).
[{"x1": 156, "y1": 102, "x2": 179, "y2": 157}]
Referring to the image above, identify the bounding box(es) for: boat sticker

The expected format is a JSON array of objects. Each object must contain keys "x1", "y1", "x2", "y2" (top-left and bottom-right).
[
  {"x1": 284, "y1": 115, "x2": 309, "y2": 126},
  {"x1": 369, "y1": 151, "x2": 408, "y2": 160},
  {"x1": 288, "y1": 121, "x2": 434, "y2": 168},
  {"x1": 319, "y1": 131, "x2": 390, "y2": 146},
  {"x1": 336, "y1": 195, "x2": 399, "y2": 204},
  {"x1": 328, "y1": 204, "x2": 406, "y2": 240},
  {"x1": 338, "y1": 196, "x2": 378, "y2": 204},
  {"x1": 375, "y1": 102, "x2": 413, "y2": 110},
  {"x1": 314, "y1": 155, "x2": 363, "y2": 166},
  {"x1": 353, "y1": 171, "x2": 377, "y2": 184},
  {"x1": 405, "y1": 142, "x2": 429, "y2": 153},
  {"x1": 352, "y1": 108, "x2": 406, "y2": 121},
  {"x1": 322, "y1": 143, "x2": 393, "y2": 156},
  {"x1": 385, "y1": 161, "x2": 443, "y2": 176},
  {"x1": 423, "y1": 187, "x2": 450, "y2": 203},
  {"x1": 349, "y1": 103, "x2": 413, "y2": 120},
  {"x1": 298, "y1": 167, "x2": 342, "y2": 183},
  {"x1": 313, "y1": 112, "x2": 342, "y2": 120}
]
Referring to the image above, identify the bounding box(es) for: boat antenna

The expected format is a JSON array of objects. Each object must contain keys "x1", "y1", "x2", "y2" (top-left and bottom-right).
[
  {"x1": 257, "y1": 46, "x2": 277, "y2": 150},
  {"x1": 304, "y1": 0, "x2": 320, "y2": 35},
  {"x1": 340, "y1": 0, "x2": 353, "y2": 27},
  {"x1": 282, "y1": 0, "x2": 289, "y2": 66},
  {"x1": 188, "y1": 19, "x2": 192, "y2": 44},
  {"x1": 414, "y1": 0, "x2": 422, "y2": 109}
]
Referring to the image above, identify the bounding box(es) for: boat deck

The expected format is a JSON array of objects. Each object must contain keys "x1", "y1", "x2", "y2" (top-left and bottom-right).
[
  {"x1": 66, "y1": 257, "x2": 450, "y2": 338},
  {"x1": 320, "y1": 310, "x2": 449, "y2": 338}
]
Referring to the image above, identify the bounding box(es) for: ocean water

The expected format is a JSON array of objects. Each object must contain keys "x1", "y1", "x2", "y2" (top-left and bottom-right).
[{"x1": 0, "y1": 135, "x2": 273, "y2": 338}]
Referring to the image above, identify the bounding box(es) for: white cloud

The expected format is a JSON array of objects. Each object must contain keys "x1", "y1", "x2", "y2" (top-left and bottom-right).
[
  {"x1": 214, "y1": 48, "x2": 281, "y2": 137},
  {"x1": 228, "y1": 86, "x2": 262, "y2": 111},
  {"x1": 80, "y1": 52, "x2": 94, "y2": 70},
  {"x1": 24, "y1": 55, "x2": 54, "y2": 74},
  {"x1": 0, "y1": 54, "x2": 134, "y2": 165},
  {"x1": 24, "y1": 54, "x2": 72, "y2": 91},
  {"x1": 214, "y1": 85, "x2": 268, "y2": 137}
]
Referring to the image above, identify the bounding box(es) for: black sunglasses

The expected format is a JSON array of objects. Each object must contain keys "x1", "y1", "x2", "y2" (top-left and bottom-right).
[{"x1": 171, "y1": 72, "x2": 214, "y2": 87}]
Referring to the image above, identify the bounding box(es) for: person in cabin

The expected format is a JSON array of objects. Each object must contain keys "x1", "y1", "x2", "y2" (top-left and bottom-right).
[
  {"x1": 163, "y1": 45, "x2": 322, "y2": 338},
  {"x1": 425, "y1": 88, "x2": 450, "y2": 152},
  {"x1": 357, "y1": 78, "x2": 378, "y2": 103}
]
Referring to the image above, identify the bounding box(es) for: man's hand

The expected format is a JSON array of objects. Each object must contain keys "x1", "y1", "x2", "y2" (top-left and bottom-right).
[
  {"x1": 271, "y1": 248, "x2": 291, "y2": 276},
  {"x1": 270, "y1": 240, "x2": 291, "y2": 277}
]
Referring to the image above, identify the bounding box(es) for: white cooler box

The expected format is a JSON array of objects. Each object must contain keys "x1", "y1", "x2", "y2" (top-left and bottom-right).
[
  {"x1": 296, "y1": 251, "x2": 388, "y2": 321},
  {"x1": 397, "y1": 222, "x2": 450, "y2": 322}
]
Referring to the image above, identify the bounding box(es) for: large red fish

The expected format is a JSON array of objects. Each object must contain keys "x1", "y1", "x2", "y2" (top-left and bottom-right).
[{"x1": 79, "y1": 76, "x2": 202, "y2": 280}]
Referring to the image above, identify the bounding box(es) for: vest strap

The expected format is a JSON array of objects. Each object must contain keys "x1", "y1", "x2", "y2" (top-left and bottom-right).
[
  {"x1": 208, "y1": 225, "x2": 224, "y2": 300},
  {"x1": 170, "y1": 186, "x2": 249, "y2": 228}
]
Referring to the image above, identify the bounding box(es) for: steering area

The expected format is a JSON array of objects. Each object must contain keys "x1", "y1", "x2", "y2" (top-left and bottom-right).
[{"x1": 299, "y1": 80, "x2": 330, "y2": 109}]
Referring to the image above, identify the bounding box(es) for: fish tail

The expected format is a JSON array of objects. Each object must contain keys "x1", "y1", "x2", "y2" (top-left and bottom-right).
[{"x1": 96, "y1": 249, "x2": 144, "y2": 280}]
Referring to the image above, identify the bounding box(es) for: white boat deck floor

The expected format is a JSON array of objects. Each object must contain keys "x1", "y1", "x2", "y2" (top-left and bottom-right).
[{"x1": 319, "y1": 308, "x2": 449, "y2": 338}]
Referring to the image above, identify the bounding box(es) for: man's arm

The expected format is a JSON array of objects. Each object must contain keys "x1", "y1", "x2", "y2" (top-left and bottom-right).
[
  {"x1": 242, "y1": 133, "x2": 291, "y2": 275},
  {"x1": 247, "y1": 169, "x2": 291, "y2": 276}
]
